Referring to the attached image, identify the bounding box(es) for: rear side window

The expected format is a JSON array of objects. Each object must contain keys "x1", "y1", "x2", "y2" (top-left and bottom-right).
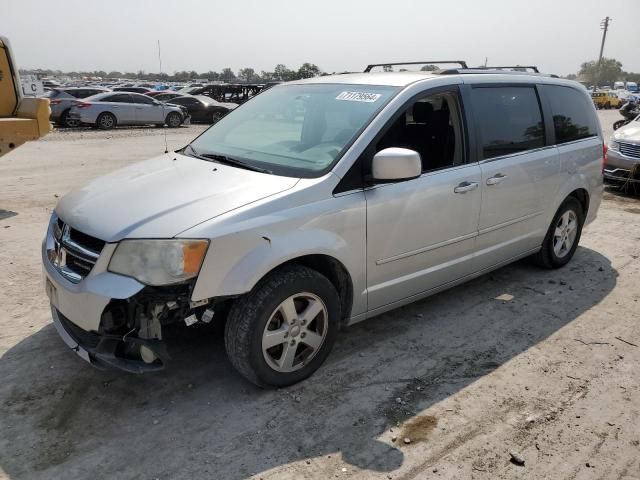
[
  {"x1": 103, "y1": 94, "x2": 131, "y2": 103},
  {"x1": 545, "y1": 86, "x2": 598, "y2": 144},
  {"x1": 472, "y1": 86, "x2": 544, "y2": 160},
  {"x1": 131, "y1": 94, "x2": 154, "y2": 105},
  {"x1": 65, "y1": 90, "x2": 86, "y2": 98}
]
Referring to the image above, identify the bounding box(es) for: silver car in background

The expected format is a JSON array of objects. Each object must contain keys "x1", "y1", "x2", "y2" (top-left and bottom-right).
[
  {"x1": 68, "y1": 91, "x2": 189, "y2": 129},
  {"x1": 45, "y1": 87, "x2": 111, "y2": 127},
  {"x1": 44, "y1": 66, "x2": 603, "y2": 387},
  {"x1": 605, "y1": 116, "x2": 640, "y2": 186}
]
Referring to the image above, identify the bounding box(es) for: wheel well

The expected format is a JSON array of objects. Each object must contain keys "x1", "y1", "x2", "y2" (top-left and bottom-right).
[
  {"x1": 568, "y1": 188, "x2": 589, "y2": 216},
  {"x1": 275, "y1": 255, "x2": 354, "y2": 324}
]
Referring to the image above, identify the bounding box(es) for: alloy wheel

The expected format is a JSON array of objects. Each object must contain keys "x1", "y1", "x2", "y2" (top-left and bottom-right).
[
  {"x1": 553, "y1": 210, "x2": 578, "y2": 258},
  {"x1": 261, "y1": 293, "x2": 328, "y2": 373}
]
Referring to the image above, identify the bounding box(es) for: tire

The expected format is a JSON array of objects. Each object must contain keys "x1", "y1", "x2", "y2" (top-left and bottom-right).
[
  {"x1": 165, "y1": 111, "x2": 182, "y2": 128},
  {"x1": 60, "y1": 109, "x2": 79, "y2": 128},
  {"x1": 210, "y1": 109, "x2": 226, "y2": 124},
  {"x1": 96, "y1": 112, "x2": 116, "y2": 130},
  {"x1": 533, "y1": 197, "x2": 584, "y2": 269},
  {"x1": 224, "y1": 265, "x2": 341, "y2": 388},
  {"x1": 605, "y1": 102, "x2": 611, "y2": 109}
]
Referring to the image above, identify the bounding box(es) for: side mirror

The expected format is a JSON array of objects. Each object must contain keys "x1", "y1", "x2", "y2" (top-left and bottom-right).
[{"x1": 371, "y1": 148, "x2": 422, "y2": 182}]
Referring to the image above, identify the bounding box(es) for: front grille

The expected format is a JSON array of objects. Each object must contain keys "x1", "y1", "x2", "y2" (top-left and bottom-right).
[
  {"x1": 619, "y1": 142, "x2": 640, "y2": 159},
  {"x1": 48, "y1": 216, "x2": 105, "y2": 283},
  {"x1": 57, "y1": 310, "x2": 101, "y2": 348}
]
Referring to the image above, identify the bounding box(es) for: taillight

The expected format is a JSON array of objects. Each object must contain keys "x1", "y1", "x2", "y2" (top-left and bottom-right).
[
  {"x1": 49, "y1": 99, "x2": 62, "y2": 105},
  {"x1": 602, "y1": 143, "x2": 608, "y2": 173},
  {"x1": 75, "y1": 102, "x2": 91, "y2": 109}
]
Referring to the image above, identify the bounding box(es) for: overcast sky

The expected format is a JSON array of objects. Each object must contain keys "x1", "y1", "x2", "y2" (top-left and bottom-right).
[{"x1": 2, "y1": 0, "x2": 639, "y2": 76}]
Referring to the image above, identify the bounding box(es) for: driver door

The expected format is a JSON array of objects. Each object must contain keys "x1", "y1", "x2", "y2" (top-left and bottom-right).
[{"x1": 365, "y1": 88, "x2": 481, "y2": 311}]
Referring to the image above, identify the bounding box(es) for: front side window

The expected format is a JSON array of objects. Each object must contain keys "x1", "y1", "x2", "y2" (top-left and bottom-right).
[
  {"x1": 545, "y1": 86, "x2": 598, "y2": 144},
  {"x1": 472, "y1": 86, "x2": 545, "y2": 160},
  {"x1": 376, "y1": 91, "x2": 465, "y2": 171},
  {"x1": 188, "y1": 83, "x2": 398, "y2": 177}
]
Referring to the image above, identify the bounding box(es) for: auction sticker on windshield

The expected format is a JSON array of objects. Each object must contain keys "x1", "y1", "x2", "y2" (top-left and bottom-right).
[{"x1": 336, "y1": 91, "x2": 382, "y2": 102}]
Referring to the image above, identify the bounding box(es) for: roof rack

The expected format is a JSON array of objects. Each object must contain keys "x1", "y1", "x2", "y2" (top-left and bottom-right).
[
  {"x1": 364, "y1": 60, "x2": 468, "y2": 73},
  {"x1": 434, "y1": 67, "x2": 557, "y2": 78},
  {"x1": 480, "y1": 65, "x2": 539, "y2": 73}
]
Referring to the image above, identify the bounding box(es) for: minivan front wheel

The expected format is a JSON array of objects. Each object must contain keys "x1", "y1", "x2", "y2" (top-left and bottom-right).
[
  {"x1": 534, "y1": 197, "x2": 584, "y2": 269},
  {"x1": 224, "y1": 265, "x2": 340, "y2": 387}
]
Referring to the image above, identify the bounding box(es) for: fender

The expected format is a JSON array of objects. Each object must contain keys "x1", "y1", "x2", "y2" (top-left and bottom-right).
[{"x1": 190, "y1": 228, "x2": 359, "y2": 300}]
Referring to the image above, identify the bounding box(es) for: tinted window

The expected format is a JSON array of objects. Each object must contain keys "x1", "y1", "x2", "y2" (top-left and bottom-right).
[
  {"x1": 65, "y1": 89, "x2": 86, "y2": 98},
  {"x1": 472, "y1": 86, "x2": 544, "y2": 160},
  {"x1": 545, "y1": 86, "x2": 598, "y2": 144},
  {"x1": 170, "y1": 97, "x2": 197, "y2": 106},
  {"x1": 131, "y1": 94, "x2": 154, "y2": 105},
  {"x1": 103, "y1": 94, "x2": 131, "y2": 103}
]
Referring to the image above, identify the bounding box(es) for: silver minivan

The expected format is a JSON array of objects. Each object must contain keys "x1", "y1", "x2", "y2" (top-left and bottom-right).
[{"x1": 43, "y1": 64, "x2": 603, "y2": 386}]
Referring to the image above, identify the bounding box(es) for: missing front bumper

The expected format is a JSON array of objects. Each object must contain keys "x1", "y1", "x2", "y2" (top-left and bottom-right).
[{"x1": 51, "y1": 306, "x2": 169, "y2": 373}]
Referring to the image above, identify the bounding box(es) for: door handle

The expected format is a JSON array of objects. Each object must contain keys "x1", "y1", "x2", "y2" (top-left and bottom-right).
[
  {"x1": 454, "y1": 181, "x2": 479, "y2": 194},
  {"x1": 486, "y1": 173, "x2": 507, "y2": 185}
]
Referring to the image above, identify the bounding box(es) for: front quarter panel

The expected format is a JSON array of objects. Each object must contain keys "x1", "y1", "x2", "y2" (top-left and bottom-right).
[{"x1": 184, "y1": 176, "x2": 368, "y2": 318}]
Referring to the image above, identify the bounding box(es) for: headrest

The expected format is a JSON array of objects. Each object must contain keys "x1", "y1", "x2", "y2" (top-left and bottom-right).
[{"x1": 412, "y1": 102, "x2": 434, "y2": 123}]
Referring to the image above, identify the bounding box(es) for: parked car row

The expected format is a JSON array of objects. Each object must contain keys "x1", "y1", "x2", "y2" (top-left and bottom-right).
[{"x1": 44, "y1": 85, "x2": 238, "y2": 129}]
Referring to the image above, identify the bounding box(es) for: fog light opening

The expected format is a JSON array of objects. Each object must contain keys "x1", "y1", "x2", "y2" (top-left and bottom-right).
[{"x1": 140, "y1": 345, "x2": 157, "y2": 364}]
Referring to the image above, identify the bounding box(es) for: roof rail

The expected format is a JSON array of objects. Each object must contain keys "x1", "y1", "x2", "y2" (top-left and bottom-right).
[
  {"x1": 479, "y1": 65, "x2": 539, "y2": 73},
  {"x1": 364, "y1": 60, "x2": 468, "y2": 73},
  {"x1": 435, "y1": 68, "x2": 557, "y2": 78}
]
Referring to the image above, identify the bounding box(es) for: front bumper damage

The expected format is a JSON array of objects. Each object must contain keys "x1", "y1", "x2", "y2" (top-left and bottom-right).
[
  {"x1": 52, "y1": 307, "x2": 169, "y2": 373},
  {"x1": 42, "y1": 217, "x2": 214, "y2": 373}
]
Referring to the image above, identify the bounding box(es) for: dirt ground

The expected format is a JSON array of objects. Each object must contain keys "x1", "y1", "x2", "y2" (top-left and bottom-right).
[{"x1": 1, "y1": 111, "x2": 639, "y2": 480}]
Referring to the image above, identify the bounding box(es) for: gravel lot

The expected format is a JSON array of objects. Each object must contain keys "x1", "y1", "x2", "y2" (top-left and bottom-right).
[{"x1": 1, "y1": 111, "x2": 639, "y2": 480}]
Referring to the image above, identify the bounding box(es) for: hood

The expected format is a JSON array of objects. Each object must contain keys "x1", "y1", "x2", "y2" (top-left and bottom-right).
[
  {"x1": 614, "y1": 122, "x2": 640, "y2": 141},
  {"x1": 56, "y1": 153, "x2": 299, "y2": 242}
]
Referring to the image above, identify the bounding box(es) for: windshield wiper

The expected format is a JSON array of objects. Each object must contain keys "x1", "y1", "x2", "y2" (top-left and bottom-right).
[{"x1": 184, "y1": 145, "x2": 272, "y2": 174}]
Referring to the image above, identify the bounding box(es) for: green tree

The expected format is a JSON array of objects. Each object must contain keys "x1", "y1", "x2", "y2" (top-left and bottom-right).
[
  {"x1": 297, "y1": 63, "x2": 321, "y2": 79},
  {"x1": 420, "y1": 64, "x2": 438, "y2": 71},
  {"x1": 578, "y1": 57, "x2": 623, "y2": 86},
  {"x1": 239, "y1": 67, "x2": 259, "y2": 83},
  {"x1": 221, "y1": 67, "x2": 236, "y2": 82},
  {"x1": 274, "y1": 64, "x2": 295, "y2": 81}
]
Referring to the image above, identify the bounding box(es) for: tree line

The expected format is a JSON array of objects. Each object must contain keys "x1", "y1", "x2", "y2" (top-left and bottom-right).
[
  {"x1": 568, "y1": 57, "x2": 640, "y2": 86},
  {"x1": 20, "y1": 58, "x2": 640, "y2": 87},
  {"x1": 19, "y1": 63, "x2": 323, "y2": 83}
]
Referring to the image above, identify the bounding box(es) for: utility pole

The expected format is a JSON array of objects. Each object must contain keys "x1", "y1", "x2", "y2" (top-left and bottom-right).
[
  {"x1": 597, "y1": 17, "x2": 611, "y2": 86},
  {"x1": 598, "y1": 17, "x2": 610, "y2": 65}
]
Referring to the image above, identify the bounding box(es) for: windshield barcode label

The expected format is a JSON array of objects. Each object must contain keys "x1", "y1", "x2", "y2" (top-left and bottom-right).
[{"x1": 336, "y1": 91, "x2": 382, "y2": 102}]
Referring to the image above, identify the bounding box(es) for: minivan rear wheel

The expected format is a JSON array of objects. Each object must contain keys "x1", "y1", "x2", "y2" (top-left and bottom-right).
[
  {"x1": 533, "y1": 197, "x2": 584, "y2": 269},
  {"x1": 224, "y1": 265, "x2": 340, "y2": 388}
]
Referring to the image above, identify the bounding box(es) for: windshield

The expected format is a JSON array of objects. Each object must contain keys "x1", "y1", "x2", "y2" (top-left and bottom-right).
[{"x1": 188, "y1": 83, "x2": 398, "y2": 177}]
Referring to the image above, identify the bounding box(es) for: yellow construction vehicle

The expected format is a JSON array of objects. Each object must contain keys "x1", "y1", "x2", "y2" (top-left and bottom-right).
[{"x1": 0, "y1": 36, "x2": 51, "y2": 158}]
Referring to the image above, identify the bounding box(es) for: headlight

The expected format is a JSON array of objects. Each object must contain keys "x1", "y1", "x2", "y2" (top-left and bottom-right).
[
  {"x1": 608, "y1": 139, "x2": 620, "y2": 151},
  {"x1": 108, "y1": 239, "x2": 209, "y2": 286}
]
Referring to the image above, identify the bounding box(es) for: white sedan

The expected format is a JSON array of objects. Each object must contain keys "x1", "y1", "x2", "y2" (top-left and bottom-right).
[{"x1": 69, "y1": 92, "x2": 189, "y2": 129}]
